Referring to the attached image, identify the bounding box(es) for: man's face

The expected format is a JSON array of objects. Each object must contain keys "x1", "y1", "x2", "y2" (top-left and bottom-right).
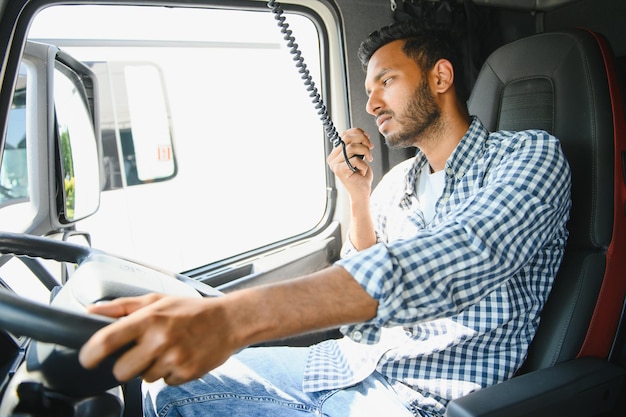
[{"x1": 364, "y1": 40, "x2": 441, "y2": 148}]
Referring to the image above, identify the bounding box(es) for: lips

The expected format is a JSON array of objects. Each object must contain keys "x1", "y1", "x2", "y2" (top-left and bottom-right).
[{"x1": 376, "y1": 114, "x2": 391, "y2": 130}]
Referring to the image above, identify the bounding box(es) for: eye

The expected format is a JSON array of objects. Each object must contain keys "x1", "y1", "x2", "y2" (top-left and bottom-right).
[{"x1": 382, "y1": 77, "x2": 392, "y2": 86}]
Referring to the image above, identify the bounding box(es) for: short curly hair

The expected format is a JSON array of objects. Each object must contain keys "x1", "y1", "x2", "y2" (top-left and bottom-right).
[{"x1": 358, "y1": 21, "x2": 466, "y2": 100}]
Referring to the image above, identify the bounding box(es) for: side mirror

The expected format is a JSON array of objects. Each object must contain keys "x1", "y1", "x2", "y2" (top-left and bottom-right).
[
  {"x1": 20, "y1": 41, "x2": 102, "y2": 227},
  {"x1": 53, "y1": 50, "x2": 101, "y2": 223}
]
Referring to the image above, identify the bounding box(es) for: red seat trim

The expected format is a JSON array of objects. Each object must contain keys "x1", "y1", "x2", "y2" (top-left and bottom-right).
[{"x1": 577, "y1": 29, "x2": 626, "y2": 359}]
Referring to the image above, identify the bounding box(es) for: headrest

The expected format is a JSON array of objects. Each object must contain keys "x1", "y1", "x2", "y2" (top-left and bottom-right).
[{"x1": 468, "y1": 29, "x2": 614, "y2": 249}]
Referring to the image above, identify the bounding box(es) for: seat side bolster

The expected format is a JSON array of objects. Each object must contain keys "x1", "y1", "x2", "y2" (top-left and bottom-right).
[{"x1": 444, "y1": 357, "x2": 625, "y2": 417}]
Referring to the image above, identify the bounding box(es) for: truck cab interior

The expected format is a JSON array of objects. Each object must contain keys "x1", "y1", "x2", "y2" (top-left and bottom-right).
[{"x1": 0, "y1": 0, "x2": 625, "y2": 416}]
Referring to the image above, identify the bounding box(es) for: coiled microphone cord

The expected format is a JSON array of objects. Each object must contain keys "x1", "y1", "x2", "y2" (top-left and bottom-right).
[{"x1": 267, "y1": 0, "x2": 359, "y2": 172}]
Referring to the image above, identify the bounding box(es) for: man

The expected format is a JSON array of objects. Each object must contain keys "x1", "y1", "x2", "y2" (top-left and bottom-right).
[{"x1": 79, "y1": 21, "x2": 571, "y2": 417}]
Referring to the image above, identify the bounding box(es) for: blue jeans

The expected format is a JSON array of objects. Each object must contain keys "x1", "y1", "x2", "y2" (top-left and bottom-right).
[{"x1": 142, "y1": 346, "x2": 417, "y2": 417}]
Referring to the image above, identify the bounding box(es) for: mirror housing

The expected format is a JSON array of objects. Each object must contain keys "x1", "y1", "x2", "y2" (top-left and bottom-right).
[
  {"x1": 53, "y1": 49, "x2": 101, "y2": 224},
  {"x1": 23, "y1": 41, "x2": 102, "y2": 228}
]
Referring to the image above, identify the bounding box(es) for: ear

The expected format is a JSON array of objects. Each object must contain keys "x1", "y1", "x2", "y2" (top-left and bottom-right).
[{"x1": 431, "y1": 59, "x2": 454, "y2": 94}]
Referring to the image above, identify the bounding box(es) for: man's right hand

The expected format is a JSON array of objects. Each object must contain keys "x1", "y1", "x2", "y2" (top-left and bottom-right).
[{"x1": 78, "y1": 267, "x2": 378, "y2": 387}]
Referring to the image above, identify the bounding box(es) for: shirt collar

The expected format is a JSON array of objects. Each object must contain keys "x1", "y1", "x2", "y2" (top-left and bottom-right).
[{"x1": 404, "y1": 116, "x2": 488, "y2": 195}]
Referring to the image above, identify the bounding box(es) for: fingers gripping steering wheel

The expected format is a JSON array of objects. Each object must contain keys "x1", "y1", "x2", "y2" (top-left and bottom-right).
[
  {"x1": 0, "y1": 233, "x2": 112, "y2": 348},
  {"x1": 0, "y1": 232, "x2": 207, "y2": 397}
]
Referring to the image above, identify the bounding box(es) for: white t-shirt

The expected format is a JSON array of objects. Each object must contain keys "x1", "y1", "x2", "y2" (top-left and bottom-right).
[{"x1": 415, "y1": 164, "x2": 445, "y2": 224}]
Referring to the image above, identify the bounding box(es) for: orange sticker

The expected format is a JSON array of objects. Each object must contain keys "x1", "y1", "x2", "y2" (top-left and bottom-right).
[{"x1": 157, "y1": 144, "x2": 172, "y2": 161}]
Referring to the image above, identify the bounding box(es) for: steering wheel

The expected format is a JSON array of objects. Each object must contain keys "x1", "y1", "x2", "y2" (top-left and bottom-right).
[
  {"x1": 0, "y1": 231, "x2": 212, "y2": 397},
  {"x1": 0, "y1": 233, "x2": 112, "y2": 346}
]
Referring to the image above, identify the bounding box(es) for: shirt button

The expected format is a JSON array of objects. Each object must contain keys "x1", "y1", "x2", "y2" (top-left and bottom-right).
[{"x1": 352, "y1": 331, "x2": 363, "y2": 342}]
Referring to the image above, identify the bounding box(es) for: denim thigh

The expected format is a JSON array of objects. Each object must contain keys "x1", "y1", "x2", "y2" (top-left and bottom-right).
[{"x1": 142, "y1": 346, "x2": 414, "y2": 417}]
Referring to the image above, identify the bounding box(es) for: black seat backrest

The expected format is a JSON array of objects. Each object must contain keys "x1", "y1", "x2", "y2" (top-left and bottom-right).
[{"x1": 468, "y1": 28, "x2": 626, "y2": 372}]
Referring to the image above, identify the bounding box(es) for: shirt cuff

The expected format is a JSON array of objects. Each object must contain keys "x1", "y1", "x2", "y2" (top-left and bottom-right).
[
  {"x1": 339, "y1": 323, "x2": 384, "y2": 344},
  {"x1": 340, "y1": 232, "x2": 358, "y2": 258},
  {"x1": 336, "y1": 242, "x2": 400, "y2": 344}
]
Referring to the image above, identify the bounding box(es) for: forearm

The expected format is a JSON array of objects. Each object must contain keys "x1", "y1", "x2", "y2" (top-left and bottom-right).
[
  {"x1": 348, "y1": 196, "x2": 377, "y2": 251},
  {"x1": 223, "y1": 265, "x2": 378, "y2": 348},
  {"x1": 79, "y1": 267, "x2": 377, "y2": 385}
]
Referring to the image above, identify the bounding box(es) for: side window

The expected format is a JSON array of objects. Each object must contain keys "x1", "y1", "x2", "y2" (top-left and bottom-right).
[
  {"x1": 0, "y1": 66, "x2": 28, "y2": 207},
  {"x1": 27, "y1": 5, "x2": 331, "y2": 272}
]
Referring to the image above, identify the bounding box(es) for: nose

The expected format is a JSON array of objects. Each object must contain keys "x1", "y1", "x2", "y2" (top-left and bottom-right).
[{"x1": 366, "y1": 90, "x2": 382, "y2": 116}]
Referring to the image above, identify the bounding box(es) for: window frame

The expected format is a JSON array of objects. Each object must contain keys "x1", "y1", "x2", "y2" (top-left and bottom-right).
[{"x1": 0, "y1": 0, "x2": 349, "y2": 280}]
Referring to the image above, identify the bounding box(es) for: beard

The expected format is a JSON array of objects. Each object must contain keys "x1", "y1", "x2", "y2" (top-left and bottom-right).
[{"x1": 383, "y1": 79, "x2": 442, "y2": 148}]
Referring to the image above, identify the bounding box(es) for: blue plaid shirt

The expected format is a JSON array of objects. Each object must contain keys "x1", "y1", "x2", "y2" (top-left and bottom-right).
[{"x1": 303, "y1": 117, "x2": 572, "y2": 416}]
